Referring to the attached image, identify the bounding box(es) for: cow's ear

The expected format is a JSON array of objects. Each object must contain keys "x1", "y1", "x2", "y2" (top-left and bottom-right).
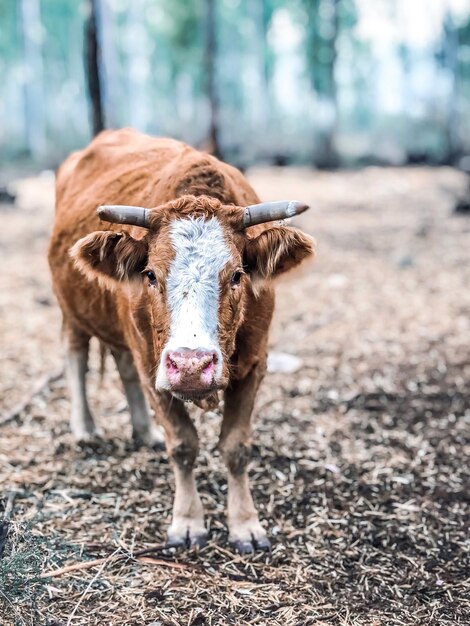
[
  {"x1": 244, "y1": 225, "x2": 314, "y2": 280},
  {"x1": 70, "y1": 231, "x2": 148, "y2": 288}
]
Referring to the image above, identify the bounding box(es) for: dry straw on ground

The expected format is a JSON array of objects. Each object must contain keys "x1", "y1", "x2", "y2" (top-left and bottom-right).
[{"x1": 0, "y1": 167, "x2": 469, "y2": 625}]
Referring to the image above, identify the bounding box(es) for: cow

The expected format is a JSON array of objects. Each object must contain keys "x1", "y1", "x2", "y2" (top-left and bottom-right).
[{"x1": 48, "y1": 128, "x2": 314, "y2": 552}]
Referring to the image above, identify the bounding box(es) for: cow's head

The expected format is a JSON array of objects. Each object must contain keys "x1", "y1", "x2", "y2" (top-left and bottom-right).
[{"x1": 71, "y1": 196, "x2": 314, "y2": 402}]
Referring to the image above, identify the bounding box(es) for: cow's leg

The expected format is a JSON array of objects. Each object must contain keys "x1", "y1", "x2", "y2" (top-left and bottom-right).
[
  {"x1": 154, "y1": 392, "x2": 206, "y2": 547},
  {"x1": 112, "y1": 350, "x2": 165, "y2": 448},
  {"x1": 219, "y1": 362, "x2": 270, "y2": 553},
  {"x1": 65, "y1": 327, "x2": 98, "y2": 440}
]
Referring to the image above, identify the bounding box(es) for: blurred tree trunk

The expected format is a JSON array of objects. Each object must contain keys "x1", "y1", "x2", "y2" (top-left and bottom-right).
[
  {"x1": 249, "y1": 0, "x2": 269, "y2": 129},
  {"x1": 204, "y1": 0, "x2": 221, "y2": 158},
  {"x1": 304, "y1": 0, "x2": 340, "y2": 168},
  {"x1": 85, "y1": 0, "x2": 105, "y2": 136},
  {"x1": 126, "y1": 1, "x2": 148, "y2": 131},
  {"x1": 19, "y1": 0, "x2": 46, "y2": 159},
  {"x1": 318, "y1": 0, "x2": 339, "y2": 168},
  {"x1": 94, "y1": 0, "x2": 120, "y2": 128},
  {"x1": 261, "y1": 0, "x2": 274, "y2": 90},
  {"x1": 442, "y1": 12, "x2": 460, "y2": 164}
]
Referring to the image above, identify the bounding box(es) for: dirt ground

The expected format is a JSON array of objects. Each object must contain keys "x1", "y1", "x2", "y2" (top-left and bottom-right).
[{"x1": 0, "y1": 166, "x2": 469, "y2": 626}]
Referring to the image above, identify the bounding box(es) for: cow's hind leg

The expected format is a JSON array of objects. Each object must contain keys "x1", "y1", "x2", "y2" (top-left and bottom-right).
[
  {"x1": 219, "y1": 363, "x2": 270, "y2": 554},
  {"x1": 154, "y1": 392, "x2": 206, "y2": 548},
  {"x1": 112, "y1": 350, "x2": 165, "y2": 449},
  {"x1": 65, "y1": 327, "x2": 99, "y2": 440}
]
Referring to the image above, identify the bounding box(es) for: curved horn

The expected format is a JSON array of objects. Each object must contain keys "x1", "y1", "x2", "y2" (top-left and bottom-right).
[
  {"x1": 243, "y1": 200, "x2": 309, "y2": 227},
  {"x1": 97, "y1": 205, "x2": 150, "y2": 228}
]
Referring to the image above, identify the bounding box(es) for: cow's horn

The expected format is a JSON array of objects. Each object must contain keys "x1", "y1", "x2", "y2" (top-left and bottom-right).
[
  {"x1": 243, "y1": 200, "x2": 309, "y2": 227},
  {"x1": 97, "y1": 205, "x2": 150, "y2": 228}
]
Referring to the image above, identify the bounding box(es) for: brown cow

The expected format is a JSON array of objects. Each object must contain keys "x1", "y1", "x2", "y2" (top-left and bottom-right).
[{"x1": 48, "y1": 128, "x2": 314, "y2": 552}]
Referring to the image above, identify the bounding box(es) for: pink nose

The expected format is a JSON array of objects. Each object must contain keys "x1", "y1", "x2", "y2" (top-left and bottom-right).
[{"x1": 166, "y1": 349, "x2": 217, "y2": 391}]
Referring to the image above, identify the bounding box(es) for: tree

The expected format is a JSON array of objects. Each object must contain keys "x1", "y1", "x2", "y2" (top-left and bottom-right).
[
  {"x1": 19, "y1": 0, "x2": 46, "y2": 158},
  {"x1": 204, "y1": 0, "x2": 221, "y2": 158},
  {"x1": 303, "y1": 0, "x2": 340, "y2": 168},
  {"x1": 84, "y1": 0, "x2": 105, "y2": 136},
  {"x1": 441, "y1": 12, "x2": 460, "y2": 163}
]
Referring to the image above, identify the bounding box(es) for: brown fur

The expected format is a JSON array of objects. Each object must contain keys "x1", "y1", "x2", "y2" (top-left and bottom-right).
[{"x1": 48, "y1": 128, "x2": 314, "y2": 547}]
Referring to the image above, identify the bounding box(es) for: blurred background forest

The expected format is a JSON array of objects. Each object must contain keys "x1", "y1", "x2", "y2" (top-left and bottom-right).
[{"x1": 1, "y1": 0, "x2": 470, "y2": 170}]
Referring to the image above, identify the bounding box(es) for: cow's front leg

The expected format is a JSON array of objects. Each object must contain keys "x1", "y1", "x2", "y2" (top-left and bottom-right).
[
  {"x1": 219, "y1": 363, "x2": 270, "y2": 553},
  {"x1": 154, "y1": 392, "x2": 207, "y2": 548}
]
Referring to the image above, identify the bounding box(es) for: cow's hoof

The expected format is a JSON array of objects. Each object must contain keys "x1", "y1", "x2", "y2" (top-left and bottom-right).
[
  {"x1": 167, "y1": 530, "x2": 208, "y2": 550},
  {"x1": 231, "y1": 539, "x2": 255, "y2": 554},
  {"x1": 229, "y1": 517, "x2": 270, "y2": 554},
  {"x1": 255, "y1": 536, "x2": 272, "y2": 551},
  {"x1": 73, "y1": 427, "x2": 103, "y2": 444},
  {"x1": 231, "y1": 535, "x2": 271, "y2": 554},
  {"x1": 166, "y1": 517, "x2": 208, "y2": 550},
  {"x1": 189, "y1": 533, "x2": 208, "y2": 549}
]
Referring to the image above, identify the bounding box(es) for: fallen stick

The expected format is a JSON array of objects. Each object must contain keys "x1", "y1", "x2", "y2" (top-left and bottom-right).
[
  {"x1": 0, "y1": 366, "x2": 64, "y2": 427},
  {"x1": 40, "y1": 557, "x2": 114, "y2": 579},
  {"x1": 41, "y1": 549, "x2": 188, "y2": 579},
  {"x1": 136, "y1": 556, "x2": 187, "y2": 569}
]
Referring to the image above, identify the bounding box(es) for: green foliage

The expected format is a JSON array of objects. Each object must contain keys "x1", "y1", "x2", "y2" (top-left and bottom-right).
[
  {"x1": 152, "y1": 0, "x2": 205, "y2": 80},
  {"x1": 300, "y1": 0, "x2": 358, "y2": 98},
  {"x1": 0, "y1": 0, "x2": 20, "y2": 69},
  {"x1": 0, "y1": 522, "x2": 45, "y2": 617}
]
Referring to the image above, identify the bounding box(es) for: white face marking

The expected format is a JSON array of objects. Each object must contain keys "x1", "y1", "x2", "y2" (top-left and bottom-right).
[{"x1": 155, "y1": 217, "x2": 232, "y2": 389}]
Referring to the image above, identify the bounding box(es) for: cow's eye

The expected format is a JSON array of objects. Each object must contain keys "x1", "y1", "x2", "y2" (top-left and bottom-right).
[
  {"x1": 231, "y1": 271, "x2": 242, "y2": 287},
  {"x1": 146, "y1": 270, "x2": 157, "y2": 286}
]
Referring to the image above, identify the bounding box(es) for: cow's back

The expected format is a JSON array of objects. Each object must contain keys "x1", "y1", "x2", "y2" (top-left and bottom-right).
[
  {"x1": 55, "y1": 128, "x2": 258, "y2": 234},
  {"x1": 49, "y1": 128, "x2": 260, "y2": 349},
  {"x1": 55, "y1": 130, "x2": 186, "y2": 232}
]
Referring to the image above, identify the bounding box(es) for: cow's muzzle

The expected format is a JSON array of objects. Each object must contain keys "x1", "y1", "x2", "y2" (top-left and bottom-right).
[{"x1": 162, "y1": 348, "x2": 220, "y2": 400}]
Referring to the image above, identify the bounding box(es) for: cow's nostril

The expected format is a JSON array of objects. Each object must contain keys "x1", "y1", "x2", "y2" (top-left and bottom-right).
[
  {"x1": 202, "y1": 358, "x2": 215, "y2": 373},
  {"x1": 167, "y1": 355, "x2": 179, "y2": 373}
]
